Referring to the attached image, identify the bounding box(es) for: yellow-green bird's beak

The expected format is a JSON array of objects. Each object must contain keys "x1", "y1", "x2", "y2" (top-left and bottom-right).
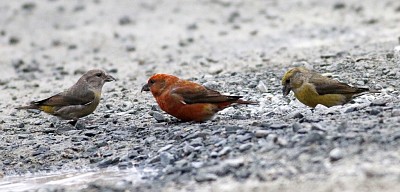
[
  {"x1": 105, "y1": 75, "x2": 116, "y2": 82},
  {"x1": 282, "y1": 85, "x2": 291, "y2": 96},
  {"x1": 141, "y1": 83, "x2": 150, "y2": 92}
]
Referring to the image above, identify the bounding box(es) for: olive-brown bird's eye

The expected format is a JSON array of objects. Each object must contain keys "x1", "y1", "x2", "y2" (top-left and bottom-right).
[
  {"x1": 286, "y1": 79, "x2": 290, "y2": 84},
  {"x1": 96, "y1": 73, "x2": 102, "y2": 77}
]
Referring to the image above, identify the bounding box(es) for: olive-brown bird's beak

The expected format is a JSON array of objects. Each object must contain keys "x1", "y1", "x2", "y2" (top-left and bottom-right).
[
  {"x1": 105, "y1": 75, "x2": 116, "y2": 82},
  {"x1": 282, "y1": 85, "x2": 291, "y2": 96},
  {"x1": 141, "y1": 83, "x2": 150, "y2": 92}
]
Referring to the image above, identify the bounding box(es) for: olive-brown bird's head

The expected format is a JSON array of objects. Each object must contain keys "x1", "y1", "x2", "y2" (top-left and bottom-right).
[
  {"x1": 79, "y1": 69, "x2": 116, "y2": 90},
  {"x1": 141, "y1": 73, "x2": 180, "y2": 97},
  {"x1": 281, "y1": 67, "x2": 311, "y2": 96}
]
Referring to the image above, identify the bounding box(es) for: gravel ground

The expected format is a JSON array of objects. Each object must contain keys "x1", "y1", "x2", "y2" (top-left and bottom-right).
[{"x1": 1, "y1": 0, "x2": 400, "y2": 191}]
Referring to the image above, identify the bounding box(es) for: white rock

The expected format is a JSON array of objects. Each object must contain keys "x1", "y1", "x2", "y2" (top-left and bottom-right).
[
  {"x1": 256, "y1": 81, "x2": 268, "y2": 92},
  {"x1": 329, "y1": 148, "x2": 344, "y2": 161},
  {"x1": 314, "y1": 104, "x2": 328, "y2": 112}
]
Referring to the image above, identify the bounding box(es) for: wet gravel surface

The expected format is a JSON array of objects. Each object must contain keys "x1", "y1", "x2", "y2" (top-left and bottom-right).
[{"x1": 1, "y1": 0, "x2": 400, "y2": 191}]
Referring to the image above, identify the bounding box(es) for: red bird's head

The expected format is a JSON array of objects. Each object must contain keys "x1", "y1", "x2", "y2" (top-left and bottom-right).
[{"x1": 141, "y1": 73, "x2": 180, "y2": 97}]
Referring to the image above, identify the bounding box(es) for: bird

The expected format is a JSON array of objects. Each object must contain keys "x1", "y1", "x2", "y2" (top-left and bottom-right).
[
  {"x1": 141, "y1": 73, "x2": 257, "y2": 122},
  {"x1": 16, "y1": 69, "x2": 116, "y2": 125},
  {"x1": 281, "y1": 66, "x2": 378, "y2": 108}
]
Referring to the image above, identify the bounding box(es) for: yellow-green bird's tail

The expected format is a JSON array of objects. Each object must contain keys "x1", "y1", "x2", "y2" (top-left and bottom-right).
[{"x1": 352, "y1": 88, "x2": 380, "y2": 98}]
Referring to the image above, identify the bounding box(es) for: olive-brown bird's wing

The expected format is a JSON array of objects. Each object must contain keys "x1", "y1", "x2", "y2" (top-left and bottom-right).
[
  {"x1": 309, "y1": 74, "x2": 369, "y2": 95},
  {"x1": 170, "y1": 84, "x2": 242, "y2": 104},
  {"x1": 33, "y1": 91, "x2": 95, "y2": 107}
]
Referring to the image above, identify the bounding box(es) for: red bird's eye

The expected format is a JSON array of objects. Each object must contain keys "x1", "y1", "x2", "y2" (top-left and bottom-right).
[{"x1": 149, "y1": 79, "x2": 155, "y2": 84}]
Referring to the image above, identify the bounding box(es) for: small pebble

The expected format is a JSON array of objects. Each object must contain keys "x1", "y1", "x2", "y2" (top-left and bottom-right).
[
  {"x1": 218, "y1": 147, "x2": 232, "y2": 156},
  {"x1": 239, "y1": 143, "x2": 253, "y2": 151},
  {"x1": 195, "y1": 173, "x2": 218, "y2": 182},
  {"x1": 254, "y1": 130, "x2": 269, "y2": 138},
  {"x1": 329, "y1": 148, "x2": 344, "y2": 161}
]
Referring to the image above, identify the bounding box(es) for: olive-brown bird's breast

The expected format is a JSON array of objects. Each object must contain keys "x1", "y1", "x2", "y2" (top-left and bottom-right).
[{"x1": 48, "y1": 90, "x2": 101, "y2": 120}]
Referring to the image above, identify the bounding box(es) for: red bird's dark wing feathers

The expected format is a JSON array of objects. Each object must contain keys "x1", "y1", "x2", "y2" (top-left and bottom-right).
[{"x1": 170, "y1": 84, "x2": 242, "y2": 104}]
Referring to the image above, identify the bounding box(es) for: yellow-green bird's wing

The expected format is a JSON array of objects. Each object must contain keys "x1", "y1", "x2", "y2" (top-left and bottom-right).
[{"x1": 308, "y1": 74, "x2": 369, "y2": 95}]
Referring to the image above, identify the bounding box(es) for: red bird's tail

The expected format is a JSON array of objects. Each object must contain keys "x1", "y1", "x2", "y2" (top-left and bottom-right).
[
  {"x1": 223, "y1": 96, "x2": 257, "y2": 105},
  {"x1": 235, "y1": 99, "x2": 258, "y2": 105},
  {"x1": 216, "y1": 97, "x2": 258, "y2": 110}
]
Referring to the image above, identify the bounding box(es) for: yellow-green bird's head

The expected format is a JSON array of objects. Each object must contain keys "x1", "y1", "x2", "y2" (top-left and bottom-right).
[{"x1": 281, "y1": 66, "x2": 310, "y2": 96}]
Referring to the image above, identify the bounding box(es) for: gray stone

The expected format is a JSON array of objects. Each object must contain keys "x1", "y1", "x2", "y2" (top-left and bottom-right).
[
  {"x1": 150, "y1": 111, "x2": 166, "y2": 122},
  {"x1": 195, "y1": 173, "x2": 218, "y2": 182},
  {"x1": 289, "y1": 111, "x2": 304, "y2": 119},
  {"x1": 302, "y1": 132, "x2": 325, "y2": 145},
  {"x1": 97, "y1": 157, "x2": 120, "y2": 168},
  {"x1": 311, "y1": 123, "x2": 327, "y2": 132},
  {"x1": 118, "y1": 161, "x2": 133, "y2": 169},
  {"x1": 210, "y1": 151, "x2": 218, "y2": 158},
  {"x1": 18, "y1": 134, "x2": 29, "y2": 139},
  {"x1": 158, "y1": 144, "x2": 173, "y2": 153},
  {"x1": 147, "y1": 155, "x2": 160, "y2": 164},
  {"x1": 84, "y1": 130, "x2": 98, "y2": 137},
  {"x1": 269, "y1": 124, "x2": 287, "y2": 129},
  {"x1": 214, "y1": 139, "x2": 227, "y2": 147},
  {"x1": 392, "y1": 109, "x2": 400, "y2": 117},
  {"x1": 292, "y1": 122, "x2": 303, "y2": 132},
  {"x1": 223, "y1": 158, "x2": 244, "y2": 168},
  {"x1": 225, "y1": 126, "x2": 242, "y2": 133},
  {"x1": 255, "y1": 130, "x2": 269, "y2": 138},
  {"x1": 370, "y1": 98, "x2": 388, "y2": 106},
  {"x1": 160, "y1": 152, "x2": 175, "y2": 166},
  {"x1": 239, "y1": 143, "x2": 253, "y2": 151},
  {"x1": 218, "y1": 147, "x2": 232, "y2": 156},
  {"x1": 144, "y1": 136, "x2": 157, "y2": 145},
  {"x1": 237, "y1": 134, "x2": 253, "y2": 143}
]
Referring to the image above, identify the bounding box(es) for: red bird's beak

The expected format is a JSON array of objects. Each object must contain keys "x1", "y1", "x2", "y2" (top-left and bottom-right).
[{"x1": 141, "y1": 83, "x2": 150, "y2": 92}]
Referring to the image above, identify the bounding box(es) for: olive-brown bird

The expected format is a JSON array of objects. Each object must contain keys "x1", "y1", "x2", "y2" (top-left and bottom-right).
[
  {"x1": 16, "y1": 69, "x2": 115, "y2": 125},
  {"x1": 282, "y1": 66, "x2": 378, "y2": 108},
  {"x1": 141, "y1": 73, "x2": 256, "y2": 122}
]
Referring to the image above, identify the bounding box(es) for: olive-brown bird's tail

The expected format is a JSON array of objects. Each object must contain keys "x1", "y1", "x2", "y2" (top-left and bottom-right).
[{"x1": 15, "y1": 102, "x2": 40, "y2": 110}]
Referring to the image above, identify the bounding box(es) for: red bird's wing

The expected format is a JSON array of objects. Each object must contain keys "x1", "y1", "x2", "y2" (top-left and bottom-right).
[{"x1": 170, "y1": 84, "x2": 242, "y2": 104}]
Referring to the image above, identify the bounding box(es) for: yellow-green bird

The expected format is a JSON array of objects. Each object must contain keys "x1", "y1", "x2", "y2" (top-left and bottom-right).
[
  {"x1": 16, "y1": 69, "x2": 115, "y2": 125},
  {"x1": 281, "y1": 66, "x2": 377, "y2": 108}
]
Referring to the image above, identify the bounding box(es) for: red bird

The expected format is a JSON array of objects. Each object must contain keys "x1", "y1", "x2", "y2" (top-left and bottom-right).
[{"x1": 141, "y1": 74, "x2": 256, "y2": 122}]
